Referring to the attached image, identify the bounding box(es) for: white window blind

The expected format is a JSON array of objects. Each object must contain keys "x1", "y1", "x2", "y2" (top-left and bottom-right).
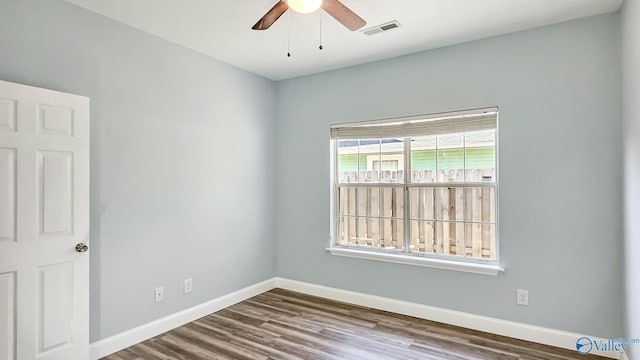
[{"x1": 330, "y1": 107, "x2": 497, "y2": 139}]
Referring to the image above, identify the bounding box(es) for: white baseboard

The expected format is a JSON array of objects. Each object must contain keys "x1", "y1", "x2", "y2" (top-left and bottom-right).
[
  {"x1": 89, "y1": 278, "x2": 276, "y2": 360},
  {"x1": 91, "y1": 277, "x2": 623, "y2": 360},
  {"x1": 274, "y1": 277, "x2": 621, "y2": 359}
]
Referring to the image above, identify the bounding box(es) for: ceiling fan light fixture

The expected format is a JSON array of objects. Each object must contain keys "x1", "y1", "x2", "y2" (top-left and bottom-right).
[{"x1": 287, "y1": 0, "x2": 323, "y2": 14}]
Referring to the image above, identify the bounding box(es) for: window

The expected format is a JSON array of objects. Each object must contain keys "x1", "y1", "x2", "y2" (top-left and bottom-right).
[{"x1": 330, "y1": 108, "x2": 502, "y2": 275}]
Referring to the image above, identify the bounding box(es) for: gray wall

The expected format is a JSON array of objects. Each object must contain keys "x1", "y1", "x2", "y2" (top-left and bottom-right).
[
  {"x1": 0, "y1": 0, "x2": 277, "y2": 341},
  {"x1": 623, "y1": 0, "x2": 640, "y2": 358},
  {"x1": 276, "y1": 13, "x2": 623, "y2": 338}
]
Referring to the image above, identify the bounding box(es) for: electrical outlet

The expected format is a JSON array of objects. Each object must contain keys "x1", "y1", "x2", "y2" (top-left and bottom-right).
[
  {"x1": 184, "y1": 278, "x2": 193, "y2": 294},
  {"x1": 517, "y1": 289, "x2": 529, "y2": 306},
  {"x1": 154, "y1": 286, "x2": 164, "y2": 302}
]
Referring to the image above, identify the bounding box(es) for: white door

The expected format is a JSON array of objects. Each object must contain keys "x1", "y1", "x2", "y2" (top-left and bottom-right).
[{"x1": 0, "y1": 80, "x2": 90, "y2": 360}]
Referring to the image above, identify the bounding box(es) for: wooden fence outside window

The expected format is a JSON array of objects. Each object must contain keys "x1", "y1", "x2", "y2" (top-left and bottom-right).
[{"x1": 337, "y1": 168, "x2": 496, "y2": 259}]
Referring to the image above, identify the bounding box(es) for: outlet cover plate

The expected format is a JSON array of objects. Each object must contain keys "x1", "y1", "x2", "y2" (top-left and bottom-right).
[
  {"x1": 517, "y1": 289, "x2": 529, "y2": 306},
  {"x1": 155, "y1": 286, "x2": 164, "y2": 302}
]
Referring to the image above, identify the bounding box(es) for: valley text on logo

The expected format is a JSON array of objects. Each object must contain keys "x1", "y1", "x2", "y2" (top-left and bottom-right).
[{"x1": 576, "y1": 336, "x2": 639, "y2": 355}]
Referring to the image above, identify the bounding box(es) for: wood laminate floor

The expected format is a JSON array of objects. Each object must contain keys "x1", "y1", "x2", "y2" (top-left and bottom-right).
[{"x1": 103, "y1": 289, "x2": 607, "y2": 360}]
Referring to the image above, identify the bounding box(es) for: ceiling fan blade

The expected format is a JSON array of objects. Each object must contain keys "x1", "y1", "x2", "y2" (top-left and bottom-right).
[
  {"x1": 321, "y1": 0, "x2": 366, "y2": 31},
  {"x1": 252, "y1": 1, "x2": 288, "y2": 30}
]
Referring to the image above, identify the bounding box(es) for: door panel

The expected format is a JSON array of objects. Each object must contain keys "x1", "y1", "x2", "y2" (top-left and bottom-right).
[
  {"x1": 0, "y1": 271, "x2": 15, "y2": 360},
  {"x1": 38, "y1": 151, "x2": 74, "y2": 237},
  {"x1": 0, "y1": 148, "x2": 16, "y2": 242},
  {"x1": 0, "y1": 98, "x2": 16, "y2": 132},
  {"x1": 39, "y1": 262, "x2": 73, "y2": 354},
  {"x1": 37, "y1": 104, "x2": 74, "y2": 137},
  {"x1": 0, "y1": 80, "x2": 89, "y2": 360}
]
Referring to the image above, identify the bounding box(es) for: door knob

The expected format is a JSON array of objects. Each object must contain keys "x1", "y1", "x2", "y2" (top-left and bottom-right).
[{"x1": 75, "y1": 243, "x2": 89, "y2": 253}]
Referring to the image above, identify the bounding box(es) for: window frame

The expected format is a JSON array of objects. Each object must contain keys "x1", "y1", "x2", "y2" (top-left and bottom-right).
[{"x1": 328, "y1": 108, "x2": 504, "y2": 276}]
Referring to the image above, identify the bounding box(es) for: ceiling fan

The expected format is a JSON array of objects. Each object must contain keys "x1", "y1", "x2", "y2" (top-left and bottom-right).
[{"x1": 252, "y1": 0, "x2": 366, "y2": 31}]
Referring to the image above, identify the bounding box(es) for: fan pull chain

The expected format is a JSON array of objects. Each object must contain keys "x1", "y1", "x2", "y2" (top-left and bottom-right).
[
  {"x1": 319, "y1": 11, "x2": 323, "y2": 50},
  {"x1": 287, "y1": 10, "x2": 291, "y2": 57}
]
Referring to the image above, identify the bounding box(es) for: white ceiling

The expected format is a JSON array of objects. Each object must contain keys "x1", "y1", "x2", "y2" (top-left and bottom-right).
[{"x1": 63, "y1": 0, "x2": 622, "y2": 81}]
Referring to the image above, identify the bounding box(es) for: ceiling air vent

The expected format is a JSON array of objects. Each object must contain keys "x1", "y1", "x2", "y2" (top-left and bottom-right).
[{"x1": 361, "y1": 21, "x2": 402, "y2": 36}]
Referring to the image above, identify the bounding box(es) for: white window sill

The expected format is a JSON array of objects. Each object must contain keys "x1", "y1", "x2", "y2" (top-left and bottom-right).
[{"x1": 326, "y1": 247, "x2": 505, "y2": 276}]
